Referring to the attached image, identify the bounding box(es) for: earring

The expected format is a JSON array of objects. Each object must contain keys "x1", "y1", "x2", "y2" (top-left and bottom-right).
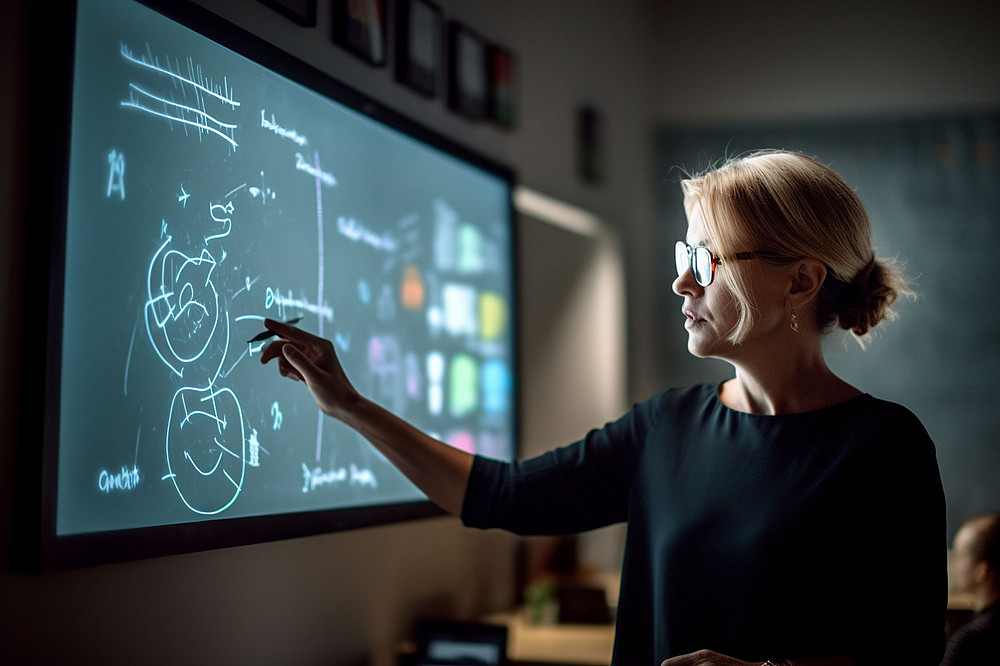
[{"x1": 790, "y1": 308, "x2": 800, "y2": 333}]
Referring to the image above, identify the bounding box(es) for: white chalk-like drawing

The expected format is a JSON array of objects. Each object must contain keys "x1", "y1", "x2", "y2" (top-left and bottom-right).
[
  {"x1": 163, "y1": 383, "x2": 246, "y2": 514},
  {"x1": 271, "y1": 402, "x2": 283, "y2": 431},
  {"x1": 119, "y1": 43, "x2": 240, "y2": 150},
  {"x1": 107, "y1": 149, "x2": 125, "y2": 200},
  {"x1": 144, "y1": 237, "x2": 226, "y2": 380},
  {"x1": 144, "y1": 194, "x2": 252, "y2": 515}
]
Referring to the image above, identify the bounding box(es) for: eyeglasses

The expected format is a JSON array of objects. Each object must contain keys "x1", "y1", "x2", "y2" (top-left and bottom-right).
[{"x1": 674, "y1": 241, "x2": 762, "y2": 287}]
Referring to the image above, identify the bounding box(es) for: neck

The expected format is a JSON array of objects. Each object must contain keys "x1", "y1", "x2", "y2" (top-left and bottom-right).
[
  {"x1": 974, "y1": 587, "x2": 1000, "y2": 613},
  {"x1": 718, "y1": 334, "x2": 860, "y2": 415}
]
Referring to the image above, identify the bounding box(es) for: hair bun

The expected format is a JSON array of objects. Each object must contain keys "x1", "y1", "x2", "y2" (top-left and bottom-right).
[{"x1": 836, "y1": 257, "x2": 900, "y2": 337}]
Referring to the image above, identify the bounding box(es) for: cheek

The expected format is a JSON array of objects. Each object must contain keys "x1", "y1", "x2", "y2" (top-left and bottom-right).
[
  {"x1": 705, "y1": 277, "x2": 738, "y2": 308},
  {"x1": 740, "y1": 274, "x2": 788, "y2": 329},
  {"x1": 704, "y1": 280, "x2": 742, "y2": 329},
  {"x1": 952, "y1": 556, "x2": 973, "y2": 587}
]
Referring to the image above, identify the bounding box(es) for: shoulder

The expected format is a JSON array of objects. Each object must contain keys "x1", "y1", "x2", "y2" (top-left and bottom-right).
[
  {"x1": 830, "y1": 394, "x2": 935, "y2": 451},
  {"x1": 604, "y1": 383, "x2": 719, "y2": 443},
  {"x1": 857, "y1": 394, "x2": 924, "y2": 423},
  {"x1": 644, "y1": 383, "x2": 719, "y2": 416},
  {"x1": 839, "y1": 395, "x2": 944, "y2": 518},
  {"x1": 867, "y1": 395, "x2": 935, "y2": 450},
  {"x1": 945, "y1": 606, "x2": 1000, "y2": 663},
  {"x1": 966, "y1": 604, "x2": 1000, "y2": 633}
]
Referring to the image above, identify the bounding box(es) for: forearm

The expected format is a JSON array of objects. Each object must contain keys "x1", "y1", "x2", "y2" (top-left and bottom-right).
[{"x1": 339, "y1": 395, "x2": 474, "y2": 515}]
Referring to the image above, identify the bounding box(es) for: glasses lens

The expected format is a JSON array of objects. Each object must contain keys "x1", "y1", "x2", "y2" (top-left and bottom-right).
[
  {"x1": 692, "y1": 247, "x2": 714, "y2": 286},
  {"x1": 674, "y1": 241, "x2": 689, "y2": 279}
]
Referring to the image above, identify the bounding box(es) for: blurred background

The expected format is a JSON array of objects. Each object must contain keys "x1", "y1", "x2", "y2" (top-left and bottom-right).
[{"x1": 1, "y1": 1, "x2": 997, "y2": 664}]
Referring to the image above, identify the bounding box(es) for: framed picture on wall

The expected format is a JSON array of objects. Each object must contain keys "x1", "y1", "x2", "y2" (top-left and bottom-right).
[
  {"x1": 487, "y1": 44, "x2": 517, "y2": 130},
  {"x1": 259, "y1": 0, "x2": 317, "y2": 27},
  {"x1": 447, "y1": 21, "x2": 488, "y2": 120},
  {"x1": 577, "y1": 105, "x2": 604, "y2": 185},
  {"x1": 332, "y1": 0, "x2": 387, "y2": 66},
  {"x1": 395, "y1": 0, "x2": 442, "y2": 97}
]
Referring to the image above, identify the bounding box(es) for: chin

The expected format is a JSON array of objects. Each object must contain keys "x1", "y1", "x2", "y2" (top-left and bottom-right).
[
  {"x1": 686, "y1": 341, "x2": 710, "y2": 358},
  {"x1": 686, "y1": 331, "x2": 735, "y2": 360},
  {"x1": 686, "y1": 338, "x2": 718, "y2": 359}
]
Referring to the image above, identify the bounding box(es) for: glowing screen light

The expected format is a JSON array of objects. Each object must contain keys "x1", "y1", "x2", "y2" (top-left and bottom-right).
[{"x1": 47, "y1": 0, "x2": 516, "y2": 548}]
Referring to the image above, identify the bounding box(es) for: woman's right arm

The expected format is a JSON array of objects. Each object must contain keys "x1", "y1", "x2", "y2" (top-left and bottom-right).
[{"x1": 259, "y1": 318, "x2": 474, "y2": 516}]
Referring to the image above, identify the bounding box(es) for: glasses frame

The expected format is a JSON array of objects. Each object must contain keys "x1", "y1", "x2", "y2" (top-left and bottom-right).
[{"x1": 674, "y1": 241, "x2": 762, "y2": 287}]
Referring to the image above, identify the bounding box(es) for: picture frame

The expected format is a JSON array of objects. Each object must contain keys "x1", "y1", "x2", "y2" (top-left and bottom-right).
[
  {"x1": 447, "y1": 21, "x2": 488, "y2": 121},
  {"x1": 577, "y1": 105, "x2": 604, "y2": 185},
  {"x1": 487, "y1": 44, "x2": 517, "y2": 130},
  {"x1": 332, "y1": 0, "x2": 387, "y2": 67},
  {"x1": 259, "y1": 0, "x2": 317, "y2": 27},
  {"x1": 395, "y1": 0, "x2": 443, "y2": 98}
]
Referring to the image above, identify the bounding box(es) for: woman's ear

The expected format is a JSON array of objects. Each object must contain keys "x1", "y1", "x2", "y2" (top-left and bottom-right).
[
  {"x1": 788, "y1": 259, "x2": 827, "y2": 308},
  {"x1": 973, "y1": 559, "x2": 991, "y2": 586}
]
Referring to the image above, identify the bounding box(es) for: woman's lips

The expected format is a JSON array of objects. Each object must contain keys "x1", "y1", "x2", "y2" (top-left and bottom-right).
[{"x1": 683, "y1": 309, "x2": 705, "y2": 329}]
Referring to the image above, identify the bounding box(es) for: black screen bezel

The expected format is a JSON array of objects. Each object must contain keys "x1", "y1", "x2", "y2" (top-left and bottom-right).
[{"x1": 24, "y1": 0, "x2": 518, "y2": 571}]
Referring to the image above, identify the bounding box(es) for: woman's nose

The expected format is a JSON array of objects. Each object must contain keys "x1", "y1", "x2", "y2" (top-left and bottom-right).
[{"x1": 672, "y1": 267, "x2": 699, "y2": 297}]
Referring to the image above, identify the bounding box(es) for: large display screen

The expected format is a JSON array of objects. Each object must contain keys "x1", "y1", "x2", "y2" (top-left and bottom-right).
[{"x1": 36, "y1": 0, "x2": 516, "y2": 567}]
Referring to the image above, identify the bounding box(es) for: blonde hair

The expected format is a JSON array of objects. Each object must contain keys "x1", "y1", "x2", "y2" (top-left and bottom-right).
[{"x1": 680, "y1": 150, "x2": 913, "y2": 346}]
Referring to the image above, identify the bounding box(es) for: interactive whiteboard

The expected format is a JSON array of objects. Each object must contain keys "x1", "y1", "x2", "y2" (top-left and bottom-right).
[{"x1": 37, "y1": 0, "x2": 516, "y2": 566}]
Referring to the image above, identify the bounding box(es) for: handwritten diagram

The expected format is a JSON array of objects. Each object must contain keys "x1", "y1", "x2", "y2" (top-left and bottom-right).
[
  {"x1": 56, "y1": 0, "x2": 516, "y2": 537},
  {"x1": 119, "y1": 42, "x2": 240, "y2": 151},
  {"x1": 144, "y1": 238, "x2": 225, "y2": 378},
  {"x1": 144, "y1": 193, "x2": 248, "y2": 514},
  {"x1": 165, "y1": 384, "x2": 246, "y2": 514}
]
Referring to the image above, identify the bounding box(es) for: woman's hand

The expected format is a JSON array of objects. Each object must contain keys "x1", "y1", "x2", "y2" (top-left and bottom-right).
[
  {"x1": 259, "y1": 318, "x2": 357, "y2": 419},
  {"x1": 259, "y1": 317, "x2": 474, "y2": 514},
  {"x1": 660, "y1": 650, "x2": 758, "y2": 666}
]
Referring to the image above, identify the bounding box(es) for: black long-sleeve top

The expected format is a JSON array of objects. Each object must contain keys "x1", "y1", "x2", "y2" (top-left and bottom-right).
[
  {"x1": 941, "y1": 602, "x2": 1000, "y2": 666},
  {"x1": 462, "y1": 383, "x2": 947, "y2": 665}
]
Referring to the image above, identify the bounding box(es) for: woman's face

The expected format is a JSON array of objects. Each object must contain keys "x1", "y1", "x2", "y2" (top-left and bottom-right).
[
  {"x1": 671, "y1": 204, "x2": 789, "y2": 361},
  {"x1": 951, "y1": 523, "x2": 981, "y2": 594}
]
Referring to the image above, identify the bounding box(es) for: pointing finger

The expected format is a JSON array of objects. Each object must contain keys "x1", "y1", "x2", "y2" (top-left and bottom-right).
[
  {"x1": 264, "y1": 318, "x2": 322, "y2": 344},
  {"x1": 260, "y1": 339, "x2": 287, "y2": 364},
  {"x1": 278, "y1": 355, "x2": 304, "y2": 382}
]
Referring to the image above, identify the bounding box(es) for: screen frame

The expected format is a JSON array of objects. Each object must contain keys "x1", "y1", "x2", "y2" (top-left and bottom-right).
[{"x1": 23, "y1": 0, "x2": 518, "y2": 571}]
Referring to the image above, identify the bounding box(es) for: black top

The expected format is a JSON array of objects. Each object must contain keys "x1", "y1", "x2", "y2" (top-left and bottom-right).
[
  {"x1": 941, "y1": 602, "x2": 1000, "y2": 666},
  {"x1": 462, "y1": 383, "x2": 947, "y2": 665}
]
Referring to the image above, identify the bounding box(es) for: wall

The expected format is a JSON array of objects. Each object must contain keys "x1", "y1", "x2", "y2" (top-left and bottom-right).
[
  {"x1": 650, "y1": 0, "x2": 1000, "y2": 126},
  {"x1": 516, "y1": 204, "x2": 629, "y2": 573},
  {"x1": 0, "y1": 1, "x2": 654, "y2": 665}
]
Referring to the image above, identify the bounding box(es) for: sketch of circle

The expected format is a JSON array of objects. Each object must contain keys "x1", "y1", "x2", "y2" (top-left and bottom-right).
[
  {"x1": 162, "y1": 255, "x2": 221, "y2": 365},
  {"x1": 165, "y1": 385, "x2": 246, "y2": 515},
  {"x1": 145, "y1": 242, "x2": 229, "y2": 383}
]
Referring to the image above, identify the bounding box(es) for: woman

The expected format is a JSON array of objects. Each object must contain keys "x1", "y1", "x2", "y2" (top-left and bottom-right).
[
  {"x1": 262, "y1": 150, "x2": 946, "y2": 666},
  {"x1": 941, "y1": 512, "x2": 1000, "y2": 665}
]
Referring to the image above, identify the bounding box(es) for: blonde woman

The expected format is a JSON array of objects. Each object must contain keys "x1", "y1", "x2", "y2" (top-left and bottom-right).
[{"x1": 263, "y1": 150, "x2": 946, "y2": 666}]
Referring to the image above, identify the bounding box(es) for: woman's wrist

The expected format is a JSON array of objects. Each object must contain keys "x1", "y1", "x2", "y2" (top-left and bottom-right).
[{"x1": 328, "y1": 388, "x2": 367, "y2": 422}]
